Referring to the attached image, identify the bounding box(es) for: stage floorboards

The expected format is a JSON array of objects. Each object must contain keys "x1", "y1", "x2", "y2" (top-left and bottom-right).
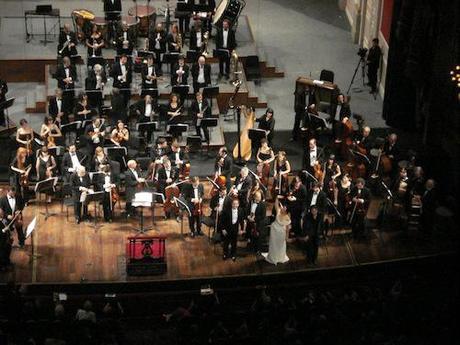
[{"x1": 1, "y1": 193, "x2": 456, "y2": 285}]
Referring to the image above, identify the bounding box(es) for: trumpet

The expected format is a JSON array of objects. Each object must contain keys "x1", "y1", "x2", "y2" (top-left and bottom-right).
[{"x1": 202, "y1": 31, "x2": 209, "y2": 56}]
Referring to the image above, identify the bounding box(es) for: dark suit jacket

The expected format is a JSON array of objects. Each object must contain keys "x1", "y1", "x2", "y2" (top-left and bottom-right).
[
  {"x1": 249, "y1": 201, "x2": 267, "y2": 229},
  {"x1": 148, "y1": 30, "x2": 167, "y2": 52},
  {"x1": 48, "y1": 97, "x2": 70, "y2": 120},
  {"x1": 61, "y1": 152, "x2": 86, "y2": 175},
  {"x1": 190, "y1": 99, "x2": 211, "y2": 125},
  {"x1": 134, "y1": 99, "x2": 158, "y2": 120},
  {"x1": 85, "y1": 70, "x2": 107, "y2": 91},
  {"x1": 141, "y1": 64, "x2": 160, "y2": 89},
  {"x1": 58, "y1": 31, "x2": 78, "y2": 56},
  {"x1": 256, "y1": 115, "x2": 275, "y2": 142},
  {"x1": 168, "y1": 150, "x2": 190, "y2": 167},
  {"x1": 93, "y1": 173, "x2": 119, "y2": 192},
  {"x1": 330, "y1": 102, "x2": 351, "y2": 120},
  {"x1": 0, "y1": 195, "x2": 24, "y2": 216},
  {"x1": 189, "y1": 27, "x2": 204, "y2": 51},
  {"x1": 55, "y1": 65, "x2": 77, "y2": 90},
  {"x1": 70, "y1": 173, "x2": 92, "y2": 202},
  {"x1": 383, "y1": 141, "x2": 400, "y2": 161},
  {"x1": 301, "y1": 213, "x2": 323, "y2": 239},
  {"x1": 215, "y1": 155, "x2": 232, "y2": 180},
  {"x1": 104, "y1": 0, "x2": 122, "y2": 12},
  {"x1": 111, "y1": 62, "x2": 132, "y2": 89},
  {"x1": 306, "y1": 190, "x2": 328, "y2": 214},
  {"x1": 125, "y1": 169, "x2": 140, "y2": 202},
  {"x1": 182, "y1": 183, "x2": 205, "y2": 213},
  {"x1": 215, "y1": 28, "x2": 237, "y2": 51},
  {"x1": 116, "y1": 29, "x2": 136, "y2": 52},
  {"x1": 191, "y1": 63, "x2": 211, "y2": 85},
  {"x1": 157, "y1": 166, "x2": 179, "y2": 187},
  {"x1": 221, "y1": 207, "x2": 245, "y2": 233},
  {"x1": 288, "y1": 184, "x2": 308, "y2": 212},
  {"x1": 171, "y1": 63, "x2": 190, "y2": 86},
  {"x1": 234, "y1": 175, "x2": 253, "y2": 200},
  {"x1": 349, "y1": 187, "x2": 371, "y2": 210}
]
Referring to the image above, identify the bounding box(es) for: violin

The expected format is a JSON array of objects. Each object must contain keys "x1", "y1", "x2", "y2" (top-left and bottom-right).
[
  {"x1": 256, "y1": 162, "x2": 271, "y2": 187},
  {"x1": 20, "y1": 165, "x2": 32, "y2": 187}
]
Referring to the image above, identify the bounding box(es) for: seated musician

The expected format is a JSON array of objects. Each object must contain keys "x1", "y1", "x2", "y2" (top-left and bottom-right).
[
  {"x1": 40, "y1": 116, "x2": 62, "y2": 148},
  {"x1": 61, "y1": 144, "x2": 86, "y2": 182},
  {"x1": 306, "y1": 182, "x2": 328, "y2": 217},
  {"x1": 189, "y1": 19, "x2": 205, "y2": 52},
  {"x1": 166, "y1": 93, "x2": 183, "y2": 125},
  {"x1": 116, "y1": 21, "x2": 135, "y2": 56},
  {"x1": 286, "y1": 175, "x2": 308, "y2": 237},
  {"x1": 111, "y1": 88, "x2": 128, "y2": 125},
  {"x1": 383, "y1": 133, "x2": 401, "y2": 163},
  {"x1": 157, "y1": 158, "x2": 180, "y2": 219},
  {"x1": 169, "y1": 141, "x2": 190, "y2": 173},
  {"x1": 142, "y1": 55, "x2": 160, "y2": 91},
  {"x1": 0, "y1": 187, "x2": 25, "y2": 248},
  {"x1": 221, "y1": 198, "x2": 245, "y2": 261},
  {"x1": 48, "y1": 88, "x2": 70, "y2": 124},
  {"x1": 167, "y1": 24, "x2": 182, "y2": 53},
  {"x1": 354, "y1": 126, "x2": 372, "y2": 155},
  {"x1": 84, "y1": 118, "x2": 105, "y2": 153},
  {"x1": 151, "y1": 137, "x2": 171, "y2": 161},
  {"x1": 92, "y1": 146, "x2": 110, "y2": 172},
  {"x1": 94, "y1": 164, "x2": 119, "y2": 222},
  {"x1": 191, "y1": 55, "x2": 211, "y2": 94},
  {"x1": 392, "y1": 167, "x2": 410, "y2": 208},
  {"x1": 183, "y1": 176, "x2": 204, "y2": 237},
  {"x1": 71, "y1": 166, "x2": 91, "y2": 224},
  {"x1": 74, "y1": 92, "x2": 96, "y2": 121},
  {"x1": 149, "y1": 23, "x2": 167, "y2": 72},
  {"x1": 15, "y1": 119, "x2": 34, "y2": 151},
  {"x1": 231, "y1": 167, "x2": 253, "y2": 212},
  {"x1": 55, "y1": 56, "x2": 77, "y2": 101},
  {"x1": 349, "y1": 178, "x2": 371, "y2": 238},
  {"x1": 246, "y1": 190, "x2": 267, "y2": 252},
  {"x1": 300, "y1": 205, "x2": 323, "y2": 265},
  {"x1": 330, "y1": 93, "x2": 351, "y2": 120},
  {"x1": 111, "y1": 55, "x2": 132, "y2": 107},
  {"x1": 191, "y1": 91, "x2": 212, "y2": 142},
  {"x1": 111, "y1": 120, "x2": 129, "y2": 147},
  {"x1": 255, "y1": 108, "x2": 275, "y2": 147},
  {"x1": 86, "y1": 24, "x2": 105, "y2": 60},
  {"x1": 215, "y1": 19, "x2": 236, "y2": 79},
  {"x1": 0, "y1": 209, "x2": 13, "y2": 270},
  {"x1": 134, "y1": 95, "x2": 158, "y2": 142},
  {"x1": 172, "y1": 55, "x2": 190, "y2": 86},
  {"x1": 256, "y1": 139, "x2": 275, "y2": 187},
  {"x1": 125, "y1": 160, "x2": 146, "y2": 217},
  {"x1": 58, "y1": 23, "x2": 78, "y2": 58},
  {"x1": 273, "y1": 151, "x2": 291, "y2": 196},
  {"x1": 10, "y1": 148, "x2": 33, "y2": 199},
  {"x1": 215, "y1": 146, "x2": 233, "y2": 191},
  {"x1": 86, "y1": 64, "x2": 107, "y2": 112}
]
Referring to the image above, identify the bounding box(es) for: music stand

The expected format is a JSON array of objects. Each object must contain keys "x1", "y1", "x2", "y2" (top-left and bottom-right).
[
  {"x1": 202, "y1": 86, "x2": 219, "y2": 108},
  {"x1": 0, "y1": 98, "x2": 15, "y2": 129},
  {"x1": 25, "y1": 216, "x2": 40, "y2": 262},
  {"x1": 152, "y1": 192, "x2": 165, "y2": 225},
  {"x1": 174, "y1": 196, "x2": 191, "y2": 236},
  {"x1": 167, "y1": 124, "x2": 188, "y2": 138},
  {"x1": 61, "y1": 121, "x2": 81, "y2": 136},
  {"x1": 132, "y1": 192, "x2": 154, "y2": 234},
  {"x1": 172, "y1": 85, "x2": 190, "y2": 103},
  {"x1": 105, "y1": 146, "x2": 128, "y2": 169},
  {"x1": 186, "y1": 50, "x2": 200, "y2": 63},
  {"x1": 84, "y1": 191, "x2": 105, "y2": 231},
  {"x1": 34, "y1": 177, "x2": 58, "y2": 220},
  {"x1": 248, "y1": 128, "x2": 267, "y2": 143},
  {"x1": 201, "y1": 117, "x2": 218, "y2": 152},
  {"x1": 136, "y1": 121, "x2": 158, "y2": 142},
  {"x1": 88, "y1": 56, "x2": 106, "y2": 68},
  {"x1": 162, "y1": 52, "x2": 180, "y2": 74},
  {"x1": 141, "y1": 87, "x2": 159, "y2": 98}
]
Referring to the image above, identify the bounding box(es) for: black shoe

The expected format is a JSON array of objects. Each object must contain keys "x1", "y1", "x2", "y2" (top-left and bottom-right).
[
  {"x1": 19, "y1": 243, "x2": 25, "y2": 249},
  {"x1": 76, "y1": 218, "x2": 81, "y2": 224},
  {"x1": 222, "y1": 255, "x2": 228, "y2": 260},
  {"x1": 190, "y1": 232, "x2": 195, "y2": 238},
  {"x1": 197, "y1": 231, "x2": 204, "y2": 236}
]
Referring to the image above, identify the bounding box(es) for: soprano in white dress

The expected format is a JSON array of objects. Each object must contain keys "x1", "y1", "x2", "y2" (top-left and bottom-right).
[{"x1": 262, "y1": 199, "x2": 291, "y2": 265}]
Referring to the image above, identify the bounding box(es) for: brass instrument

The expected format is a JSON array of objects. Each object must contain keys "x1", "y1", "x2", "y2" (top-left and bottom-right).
[
  {"x1": 177, "y1": 32, "x2": 183, "y2": 51},
  {"x1": 202, "y1": 31, "x2": 210, "y2": 56},
  {"x1": 230, "y1": 49, "x2": 240, "y2": 85}
]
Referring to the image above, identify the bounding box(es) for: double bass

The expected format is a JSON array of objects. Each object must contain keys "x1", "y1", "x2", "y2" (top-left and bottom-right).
[{"x1": 233, "y1": 105, "x2": 255, "y2": 161}]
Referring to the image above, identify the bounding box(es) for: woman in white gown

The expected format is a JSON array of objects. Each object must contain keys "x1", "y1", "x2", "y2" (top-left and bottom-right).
[{"x1": 262, "y1": 198, "x2": 291, "y2": 265}]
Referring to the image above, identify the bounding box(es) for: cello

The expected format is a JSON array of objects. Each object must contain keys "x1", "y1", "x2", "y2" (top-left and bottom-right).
[
  {"x1": 163, "y1": 178, "x2": 189, "y2": 215},
  {"x1": 233, "y1": 105, "x2": 255, "y2": 161}
]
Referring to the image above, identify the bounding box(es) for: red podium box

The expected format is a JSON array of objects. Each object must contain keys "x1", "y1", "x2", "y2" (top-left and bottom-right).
[{"x1": 126, "y1": 236, "x2": 167, "y2": 276}]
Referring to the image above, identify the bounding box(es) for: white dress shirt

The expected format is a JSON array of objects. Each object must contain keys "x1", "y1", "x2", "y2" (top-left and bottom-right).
[
  {"x1": 146, "y1": 66, "x2": 154, "y2": 84},
  {"x1": 70, "y1": 153, "x2": 81, "y2": 171},
  {"x1": 56, "y1": 98, "x2": 62, "y2": 113},
  {"x1": 8, "y1": 196, "x2": 16, "y2": 213},
  {"x1": 193, "y1": 187, "x2": 199, "y2": 200},
  {"x1": 145, "y1": 103, "x2": 152, "y2": 117},
  {"x1": 196, "y1": 32, "x2": 202, "y2": 47},
  {"x1": 120, "y1": 64, "x2": 127, "y2": 81},
  {"x1": 197, "y1": 65, "x2": 205, "y2": 84},
  {"x1": 309, "y1": 148, "x2": 317, "y2": 167},
  {"x1": 250, "y1": 202, "x2": 258, "y2": 215},
  {"x1": 223, "y1": 29, "x2": 228, "y2": 48},
  {"x1": 155, "y1": 33, "x2": 161, "y2": 50},
  {"x1": 310, "y1": 192, "x2": 319, "y2": 207},
  {"x1": 231, "y1": 208, "x2": 238, "y2": 224}
]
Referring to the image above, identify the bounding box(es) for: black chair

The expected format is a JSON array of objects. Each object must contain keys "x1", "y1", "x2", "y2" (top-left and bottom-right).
[
  {"x1": 137, "y1": 157, "x2": 151, "y2": 172},
  {"x1": 186, "y1": 135, "x2": 202, "y2": 154},
  {"x1": 320, "y1": 69, "x2": 335, "y2": 83},
  {"x1": 244, "y1": 55, "x2": 261, "y2": 84}
]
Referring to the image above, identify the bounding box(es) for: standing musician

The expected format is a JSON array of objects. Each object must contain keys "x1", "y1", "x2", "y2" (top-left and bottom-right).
[
  {"x1": 366, "y1": 38, "x2": 382, "y2": 94},
  {"x1": 36, "y1": 146, "x2": 57, "y2": 182},
  {"x1": 191, "y1": 55, "x2": 211, "y2": 94},
  {"x1": 169, "y1": 142, "x2": 190, "y2": 174},
  {"x1": 92, "y1": 146, "x2": 110, "y2": 172},
  {"x1": 116, "y1": 21, "x2": 136, "y2": 56},
  {"x1": 303, "y1": 138, "x2": 323, "y2": 178},
  {"x1": 125, "y1": 160, "x2": 146, "y2": 217},
  {"x1": 74, "y1": 92, "x2": 96, "y2": 121},
  {"x1": 383, "y1": 133, "x2": 400, "y2": 166},
  {"x1": 330, "y1": 93, "x2": 351, "y2": 121},
  {"x1": 142, "y1": 55, "x2": 160, "y2": 91},
  {"x1": 273, "y1": 151, "x2": 291, "y2": 196},
  {"x1": 246, "y1": 190, "x2": 267, "y2": 252},
  {"x1": 40, "y1": 116, "x2": 62, "y2": 148},
  {"x1": 0, "y1": 187, "x2": 25, "y2": 249},
  {"x1": 256, "y1": 139, "x2": 275, "y2": 188},
  {"x1": 300, "y1": 205, "x2": 323, "y2": 265},
  {"x1": 323, "y1": 154, "x2": 341, "y2": 192},
  {"x1": 191, "y1": 91, "x2": 212, "y2": 142},
  {"x1": 189, "y1": 19, "x2": 205, "y2": 52},
  {"x1": 58, "y1": 23, "x2": 78, "y2": 58},
  {"x1": 61, "y1": 144, "x2": 86, "y2": 183},
  {"x1": 15, "y1": 119, "x2": 34, "y2": 151},
  {"x1": 94, "y1": 164, "x2": 119, "y2": 222},
  {"x1": 172, "y1": 55, "x2": 190, "y2": 86},
  {"x1": 231, "y1": 167, "x2": 253, "y2": 212},
  {"x1": 49, "y1": 88, "x2": 70, "y2": 125},
  {"x1": 86, "y1": 24, "x2": 105, "y2": 64},
  {"x1": 0, "y1": 77, "x2": 8, "y2": 126},
  {"x1": 334, "y1": 173, "x2": 352, "y2": 225},
  {"x1": 85, "y1": 64, "x2": 107, "y2": 112},
  {"x1": 215, "y1": 19, "x2": 236, "y2": 79},
  {"x1": 176, "y1": 0, "x2": 192, "y2": 35},
  {"x1": 84, "y1": 118, "x2": 105, "y2": 153},
  {"x1": 166, "y1": 93, "x2": 183, "y2": 125},
  {"x1": 255, "y1": 108, "x2": 275, "y2": 147},
  {"x1": 286, "y1": 175, "x2": 308, "y2": 237},
  {"x1": 306, "y1": 182, "x2": 328, "y2": 216},
  {"x1": 167, "y1": 24, "x2": 182, "y2": 53},
  {"x1": 183, "y1": 176, "x2": 204, "y2": 237},
  {"x1": 221, "y1": 198, "x2": 245, "y2": 261},
  {"x1": 111, "y1": 54, "x2": 132, "y2": 107},
  {"x1": 214, "y1": 146, "x2": 233, "y2": 191},
  {"x1": 55, "y1": 57, "x2": 77, "y2": 103},
  {"x1": 349, "y1": 178, "x2": 371, "y2": 238},
  {"x1": 157, "y1": 158, "x2": 179, "y2": 195},
  {"x1": 0, "y1": 209, "x2": 13, "y2": 270},
  {"x1": 149, "y1": 23, "x2": 167, "y2": 72},
  {"x1": 10, "y1": 148, "x2": 33, "y2": 198},
  {"x1": 209, "y1": 187, "x2": 231, "y2": 233},
  {"x1": 103, "y1": 0, "x2": 122, "y2": 46},
  {"x1": 134, "y1": 95, "x2": 158, "y2": 142},
  {"x1": 71, "y1": 160, "x2": 92, "y2": 224},
  {"x1": 110, "y1": 120, "x2": 129, "y2": 147}
]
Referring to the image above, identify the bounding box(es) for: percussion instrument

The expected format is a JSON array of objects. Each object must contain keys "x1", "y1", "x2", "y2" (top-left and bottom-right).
[
  {"x1": 213, "y1": 0, "x2": 245, "y2": 27},
  {"x1": 128, "y1": 5, "x2": 156, "y2": 37},
  {"x1": 72, "y1": 9, "x2": 95, "y2": 40}
]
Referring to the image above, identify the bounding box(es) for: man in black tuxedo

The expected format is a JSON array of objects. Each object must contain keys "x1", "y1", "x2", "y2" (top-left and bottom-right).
[
  {"x1": 246, "y1": 190, "x2": 267, "y2": 252},
  {"x1": 190, "y1": 92, "x2": 212, "y2": 142},
  {"x1": 61, "y1": 144, "x2": 86, "y2": 182},
  {"x1": 116, "y1": 21, "x2": 136, "y2": 56},
  {"x1": 232, "y1": 167, "x2": 253, "y2": 212},
  {"x1": 354, "y1": 126, "x2": 373, "y2": 155},
  {"x1": 349, "y1": 178, "x2": 371, "y2": 238},
  {"x1": 0, "y1": 77, "x2": 8, "y2": 126},
  {"x1": 104, "y1": 0, "x2": 122, "y2": 14},
  {"x1": 215, "y1": 19, "x2": 236, "y2": 78},
  {"x1": 366, "y1": 38, "x2": 382, "y2": 93},
  {"x1": 55, "y1": 56, "x2": 77, "y2": 104},
  {"x1": 85, "y1": 64, "x2": 107, "y2": 112},
  {"x1": 93, "y1": 164, "x2": 119, "y2": 222},
  {"x1": 420, "y1": 179, "x2": 438, "y2": 234},
  {"x1": 111, "y1": 55, "x2": 132, "y2": 107},
  {"x1": 70, "y1": 166, "x2": 92, "y2": 224},
  {"x1": 0, "y1": 187, "x2": 25, "y2": 248},
  {"x1": 189, "y1": 19, "x2": 205, "y2": 52},
  {"x1": 0, "y1": 209, "x2": 13, "y2": 270},
  {"x1": 330, "y1": 93, "x2": 351, "y2": 121},
  {"x1": 134, "y1": 95, "x2": 158, "y2": 143},
  {"x1": 125, "y1": 160, "x2": 145, "y2": 217},
  {"x1": 209, "y1": 187, "x2": 232, "y2": 234},
  {"x1": 156, "y1": 158, "x2": 179, "y2": 195},
  {"x1": 141, "y1": 55, "x2": 160, "y2": 92},
  {"x1": 183, "y1": 176, "x2": 205, "y2": 237},
  {"x1": 57, "y1": 23, "x2": 78, "y2": 58},
  {"x1": 149, "y1": 23, "x2": 167, "y2": 71},
  {"x1": 48, "y1": 88, "x2": 70, "y2": 125},
  {"x1": 191, "y1": 55, "x2": 211, "y2": 94},
  {"x1": 171, "y1": 55, "x2": 190, "y2": 86},
  {"x1": 214, "y1": 146, "x2": 233, "y2": 191},
  {"x1": 300, "y1": 205, "x2": 323, "y2": 264},
  {"x1": 306, "y1": 182, "x2": 328, "y2": 216},
  {"x1": 221, "y1": 198, "x2": 245, "y2": 261},
  {"x1": 302, "y1": 138, "x2": 323, "y2": 185},
  {"x1": 286, "y1": 175, "x2": 308, "y2": 237}
]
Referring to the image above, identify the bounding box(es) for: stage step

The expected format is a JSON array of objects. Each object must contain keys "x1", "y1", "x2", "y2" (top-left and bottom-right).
[{"x1": 26, "y1": 84, "x2": 47, "y2": 113}]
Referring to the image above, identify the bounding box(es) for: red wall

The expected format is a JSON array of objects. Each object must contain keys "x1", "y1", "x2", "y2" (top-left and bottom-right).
[{"x1": 380, "y1": 0, "x2": 394, "y2": 43}]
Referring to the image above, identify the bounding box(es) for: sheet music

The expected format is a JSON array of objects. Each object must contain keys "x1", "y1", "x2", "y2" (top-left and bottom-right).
[
  {"x1": 132, "y1": 192, "x2": 153, "y2": 207},
  {"x1": 26, "y1": 216, "x2": 37, "y2": 239}
]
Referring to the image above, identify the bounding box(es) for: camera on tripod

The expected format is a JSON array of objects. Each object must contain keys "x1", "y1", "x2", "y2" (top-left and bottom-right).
[{"x1": 357, "y1": 47, "x2": 368, "y2": 59}]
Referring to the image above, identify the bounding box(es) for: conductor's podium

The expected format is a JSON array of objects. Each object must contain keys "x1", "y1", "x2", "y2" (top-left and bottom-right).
[{"x1": 126, "y1": 236, "x2": 167, "y2": 276}]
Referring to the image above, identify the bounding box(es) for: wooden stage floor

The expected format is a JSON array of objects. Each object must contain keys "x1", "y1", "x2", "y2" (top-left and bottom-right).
[{"x1": 1, "y1": 194, "x2": 456, "y2": 285}]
